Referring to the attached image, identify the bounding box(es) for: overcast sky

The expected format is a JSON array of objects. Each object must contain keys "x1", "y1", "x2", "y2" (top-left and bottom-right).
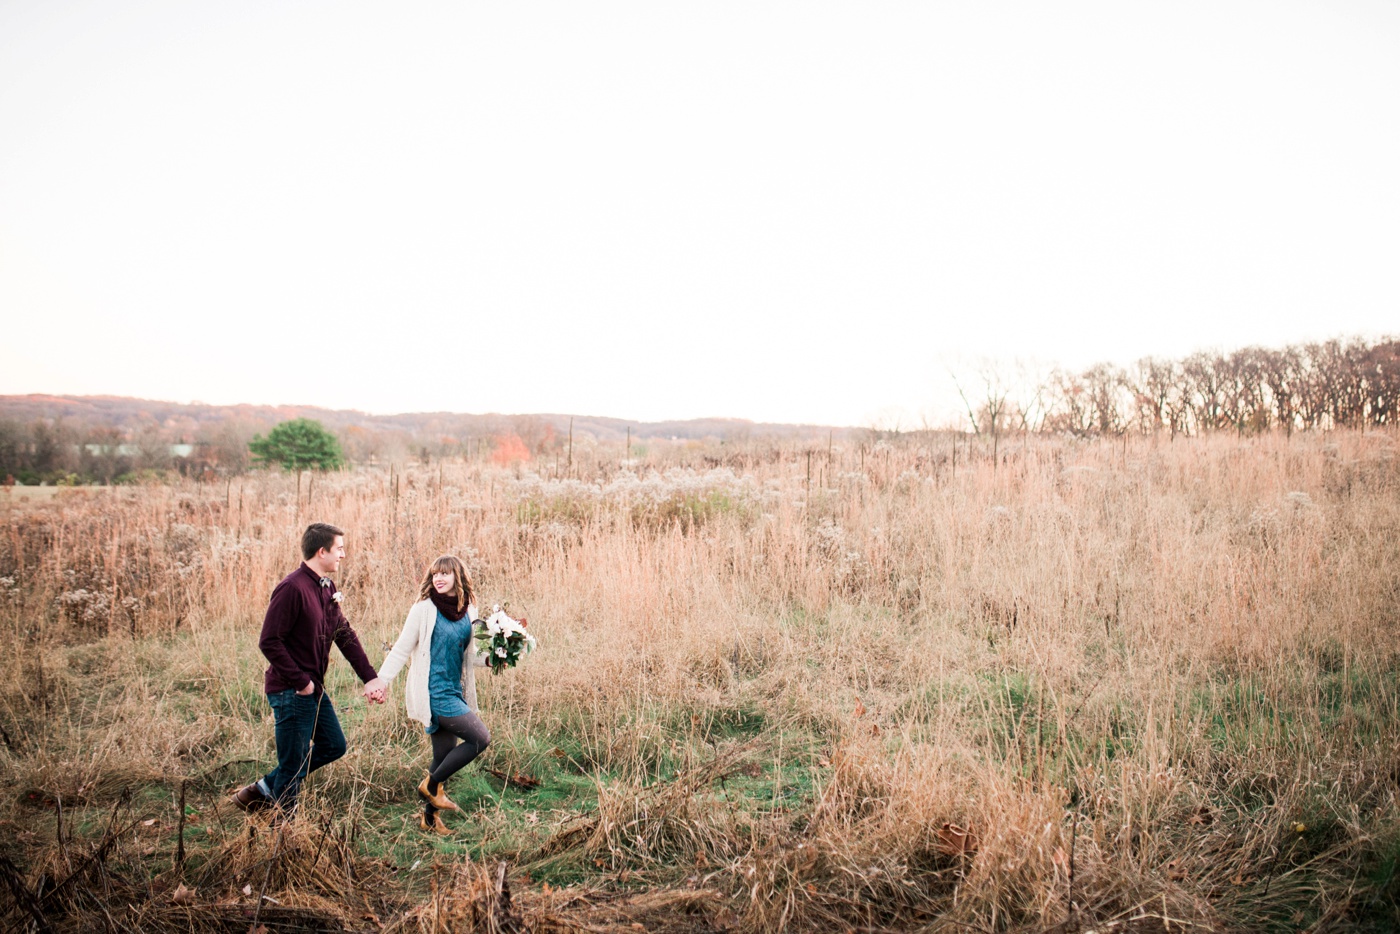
[{"x1": 2, "y1": 1, "x2": 1397, "y2": 427}]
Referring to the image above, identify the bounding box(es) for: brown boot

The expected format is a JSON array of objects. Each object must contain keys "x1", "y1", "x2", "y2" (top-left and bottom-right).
[
  {"x1": 417, "y1": 775, "x2": 460, "y2": 812},
  {"x1": 230, "y1": 783, "x2": 269, "y2": 812},
  {"x1": 418, "y1": 811, "x2": 452, "y2": 836}
]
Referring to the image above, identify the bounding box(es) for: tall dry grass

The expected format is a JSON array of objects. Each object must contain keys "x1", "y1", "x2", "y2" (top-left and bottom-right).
[{"x1": 1, "y1": 429, "x2": 1398, "y2": 931}]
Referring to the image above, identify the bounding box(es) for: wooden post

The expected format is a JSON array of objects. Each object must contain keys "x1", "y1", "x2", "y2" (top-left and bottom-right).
[{"x1": 175, "y1": 779, "x2": 187, "y2": 871}]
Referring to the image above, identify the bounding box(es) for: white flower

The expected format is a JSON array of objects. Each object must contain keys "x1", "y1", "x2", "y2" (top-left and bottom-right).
[
  {"x1": 479, "y1": 608, "x2": 533, "y2": 662},
  {"x1": 331, "y1": 591, "x2": 344, "y2": 604},
  {"x1": 485, "y1": 609, "x2": 522, "y2": 636}
]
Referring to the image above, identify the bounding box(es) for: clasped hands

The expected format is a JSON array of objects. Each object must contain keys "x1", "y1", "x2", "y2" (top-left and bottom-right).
[
  {"x1": 296, "y1": 677, "x2": 387, "y2": 703},
  {"x1": 362, "y1": 677, "x2": 388, "y2": 704}
]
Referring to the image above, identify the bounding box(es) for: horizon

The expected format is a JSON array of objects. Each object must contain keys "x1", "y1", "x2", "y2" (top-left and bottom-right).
[
  {"x1": 1, "y1": 391, "x2": 862, "y2": 429},
  {"x1": 5, "y1": 325, "x2": 1396, "y2": 441},
  {"x1": 0, "y1": 391, "x2": 874, "y2": 437}
]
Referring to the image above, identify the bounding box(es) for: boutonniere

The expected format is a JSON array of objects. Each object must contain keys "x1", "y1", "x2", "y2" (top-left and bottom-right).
[{"x1": 332, "y1": 590, "x2": 344, "y2": 605}]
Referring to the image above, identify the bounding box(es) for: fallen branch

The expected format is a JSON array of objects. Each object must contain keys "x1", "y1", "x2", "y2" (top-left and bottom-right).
[{"x1": 483, "y1": 768, "x2": 541, "y2": 791}]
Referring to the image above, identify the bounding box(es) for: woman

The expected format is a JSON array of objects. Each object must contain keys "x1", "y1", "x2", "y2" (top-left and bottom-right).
[{"x1": 377, "y1": 555, "x2": 492, "y2": 834}]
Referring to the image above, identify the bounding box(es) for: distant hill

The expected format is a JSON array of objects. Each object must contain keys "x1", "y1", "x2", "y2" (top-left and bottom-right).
[{"x1": 0, "y1": 395, "x2": 858, "y2": 443}]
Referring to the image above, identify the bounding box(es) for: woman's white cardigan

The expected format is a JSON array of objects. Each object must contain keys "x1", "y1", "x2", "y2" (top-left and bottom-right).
[{"x1": 378, "y1": 599, "x2": 490, "y2": 727}]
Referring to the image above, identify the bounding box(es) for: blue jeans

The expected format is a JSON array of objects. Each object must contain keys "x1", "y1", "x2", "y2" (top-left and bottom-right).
[{"x1": 258, "y1": 689, "x2": 347, "y2": 807}]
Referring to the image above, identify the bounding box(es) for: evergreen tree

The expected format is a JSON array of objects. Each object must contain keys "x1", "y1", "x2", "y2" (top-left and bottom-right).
[{"x1": 248, "y1": 418, "x2": 344, "y2": 471}]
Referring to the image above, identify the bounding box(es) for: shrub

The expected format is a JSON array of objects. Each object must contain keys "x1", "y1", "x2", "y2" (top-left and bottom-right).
[{"x1": 248, "y1": 418, "x2": 344, "y2": 471}]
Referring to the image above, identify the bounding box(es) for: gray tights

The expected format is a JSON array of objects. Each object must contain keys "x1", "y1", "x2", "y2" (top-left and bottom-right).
[{"x1": 424, "y1": 712, "x2": 490, "y2": 814}]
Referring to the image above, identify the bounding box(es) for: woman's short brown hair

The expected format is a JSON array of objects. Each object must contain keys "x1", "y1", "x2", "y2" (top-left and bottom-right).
[{"x1": 418, "y1": 555, "x2": 475, "y2": 614}]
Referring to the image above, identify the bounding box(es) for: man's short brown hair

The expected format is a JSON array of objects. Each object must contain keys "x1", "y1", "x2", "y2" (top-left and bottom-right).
[{"x1": 301, "y1": 523, "x2": 345, "y2": 560}]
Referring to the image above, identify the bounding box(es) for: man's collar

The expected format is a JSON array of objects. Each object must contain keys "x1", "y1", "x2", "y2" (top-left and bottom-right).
[{"x1": 299, "y1": 563, "x2": 332, "y2": 588}]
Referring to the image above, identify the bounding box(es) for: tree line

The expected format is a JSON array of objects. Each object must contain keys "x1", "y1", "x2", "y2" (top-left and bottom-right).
[
  {"x1": 0, "y1": 420, "x2": 243, "y2": 486},
  {"x1": 962, "y1": 337, "x2": 1399, "y2": 442},
  {"x1": 4, "y1": 336, "x2": 1395, "y2": 484}
]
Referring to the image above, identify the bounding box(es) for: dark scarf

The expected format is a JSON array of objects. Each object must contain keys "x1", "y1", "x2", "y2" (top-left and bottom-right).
[{"x1": 429, "y1": 589, "x2": 469, "y2": 622}]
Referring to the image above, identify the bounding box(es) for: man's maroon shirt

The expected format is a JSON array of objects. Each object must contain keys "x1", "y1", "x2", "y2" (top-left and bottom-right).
[{"x1": 259, "y1": 563, "x2": 378, "y2": 695}]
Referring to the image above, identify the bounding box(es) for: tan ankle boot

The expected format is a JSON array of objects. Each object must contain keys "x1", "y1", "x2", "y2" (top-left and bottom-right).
[
  {"x1": 419, "y1": 811, "x2": 452, "y2": 836},
  {"x1": 418, "y1": 774, "x2": 460, "y2": 811}
]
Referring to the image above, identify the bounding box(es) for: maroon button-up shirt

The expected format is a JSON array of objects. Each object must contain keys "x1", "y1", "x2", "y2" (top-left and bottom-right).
[{"x1": 259, "y1": 563, "x2": 378, "y2": 695}]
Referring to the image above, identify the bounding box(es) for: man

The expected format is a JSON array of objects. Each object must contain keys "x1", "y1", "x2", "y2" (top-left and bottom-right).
[{"x1": 232, "y1": 522, "x2": 387, "y2": 811}]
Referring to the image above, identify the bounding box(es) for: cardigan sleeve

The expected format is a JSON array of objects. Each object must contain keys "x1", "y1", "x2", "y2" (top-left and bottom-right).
[{"x1": 377, "y1": 603, "x2": 422, "y2": 684}]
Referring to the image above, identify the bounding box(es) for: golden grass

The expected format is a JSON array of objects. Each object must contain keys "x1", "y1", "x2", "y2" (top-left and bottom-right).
[{"x1": 1, "y1": 430, "x2": 1398, "y2": 931}]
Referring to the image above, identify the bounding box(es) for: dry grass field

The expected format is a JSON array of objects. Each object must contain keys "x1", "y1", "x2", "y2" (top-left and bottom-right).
[
  {"x1": 0, "y1": 485, "x2": 90, "y2": 506},
  {"x1": 1, "y1": 430, "x2": 1397, "y2": 932}
]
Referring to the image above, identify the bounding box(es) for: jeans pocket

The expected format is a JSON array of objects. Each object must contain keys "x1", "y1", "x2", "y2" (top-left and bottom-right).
[{"x1": 268, "y1": 688, "x2": 307, "y2": 713}]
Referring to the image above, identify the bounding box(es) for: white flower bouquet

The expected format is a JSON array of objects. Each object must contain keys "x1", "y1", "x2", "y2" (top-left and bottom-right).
[{"x1": 475, "y1": 604, "x2": 536, "y2": 675}]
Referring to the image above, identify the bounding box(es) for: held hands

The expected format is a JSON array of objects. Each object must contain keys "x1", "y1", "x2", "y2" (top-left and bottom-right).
[
  {"x1": 363, "y1": 677, "x2": 388, "y2": 704},
  {"x1": 296, "y1": 679, "x2": 386, "y2": 702}
]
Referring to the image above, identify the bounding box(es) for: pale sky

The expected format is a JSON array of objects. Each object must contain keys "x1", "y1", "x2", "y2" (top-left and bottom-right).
[{"x1": 2, "y1": 1, "x2": 1397, "y2": 427}]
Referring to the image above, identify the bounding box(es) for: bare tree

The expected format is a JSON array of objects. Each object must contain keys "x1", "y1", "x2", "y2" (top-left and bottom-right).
[
  {"x1": 134, "y1": 423, "x2": 172, "y2": 472},
  {"x1": 1258, "y1": 347, "x2": 1301, "y2": 436},
  {"x1": 950, "y1": 363, "x2": 1013, "y2": 466},
  {"x1": 1081, "y1": 363, "x2": 1130, "y2": 435},
  {"x1": 1362, "y1": 340, "x2": 1400, "y2": 426},
  {"x1": 1181, "y1": 352, "x2": 1230, "y2": 434}
]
